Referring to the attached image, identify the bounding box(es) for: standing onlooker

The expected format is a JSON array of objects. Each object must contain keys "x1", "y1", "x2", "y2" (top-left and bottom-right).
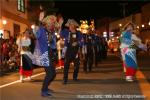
[
  {"x1": 98, "y1": 36, "x2": 103, "y2": 62},
  {"x1": 102, "y1": 37, "x2": 108, "y2": 59},
  {"x1": 83, "y1": 34, "x2": 94, "y2": 73},
  {"x1": 7, "y1": 51, "x2": 17, "y2": 71},
  {"x1": 2, "y1": 40, "x2": 9, "y2": 61},
  {"x1": 92, "y1": 34, "x2": 99, "y2": 67}
]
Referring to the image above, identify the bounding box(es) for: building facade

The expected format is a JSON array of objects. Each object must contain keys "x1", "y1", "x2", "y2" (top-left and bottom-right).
[
  {"x1": 0, "y1": 0, "x2": 30, "y2": 39},
  {"x1": 109, "y1": 13, "x2": 141, "y2": 37},
  {"x1": 141, "y1": 3, "x2": 150, "y2": 43},
  {"x1": 109, "y1": 3, "x2": 150, "y2": 43},
  {"x1": 95, "y1": 17, "x2": 110, "y2": 40}
]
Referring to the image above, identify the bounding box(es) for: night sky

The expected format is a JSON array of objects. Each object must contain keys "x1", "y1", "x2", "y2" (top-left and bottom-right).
[
  {"x1": 55, "y1": 1, "x2": 147, "y2": 23},
  {"x1": 28, "y1": 0, "x2": 148, "y2": 26}
]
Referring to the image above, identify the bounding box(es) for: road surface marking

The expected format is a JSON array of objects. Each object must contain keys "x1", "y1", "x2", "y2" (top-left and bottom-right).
[
  {"x1": 0, "y1": 72, "x2": 45, "y2": 89},
  {"x1": 136, "y1": 71, "x2": 150, "y2": 99}
]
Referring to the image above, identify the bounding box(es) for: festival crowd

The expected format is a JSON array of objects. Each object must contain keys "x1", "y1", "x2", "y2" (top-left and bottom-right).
[{"x1": 0, "y1": 14, "x2": 148, "y2": 97}]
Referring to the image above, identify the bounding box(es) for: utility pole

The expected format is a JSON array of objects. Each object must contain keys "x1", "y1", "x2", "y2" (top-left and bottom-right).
[
  {"x1": 119, "y1": 3, "x2": 128, "y2": 31},
  {"x1": 119, "y1": 3, "x2": 128, "y2": 18}
]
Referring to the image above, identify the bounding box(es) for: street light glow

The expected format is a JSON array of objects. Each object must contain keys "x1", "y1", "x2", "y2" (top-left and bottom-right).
[
  {"x1": 119, "y1": 24, "x2": 122, "y2": 27},
  {"x1": 2, "y1": 20, "x2": 7, "y2": 25},
  {"x1": 0, "y1": 29, "x2": 4, "y2": 34},
  {"x1": 103, "y1": 32, "x2": 107, "y2": 35},
  {"x1": 111, "y1": 34, "x2": 114, "y2": 37},
  {"x1": 142, "y1": 24, "x2": 145, "y2": 28},
  {"x1": 103, "y1": 34, "x2": 107, "y2": 37},
  {"x1": 31, "y1": 25, "x2": 35, "y2": 29},
  {"x1": 103, "y1": 32, "x2": 107, "y2": 37},
  {"x1": 57, "y1": 34, "x2": 60, "y2": 38},
  {"x1": 55, "y1": 32, "x2": 58, "y2": 35}
]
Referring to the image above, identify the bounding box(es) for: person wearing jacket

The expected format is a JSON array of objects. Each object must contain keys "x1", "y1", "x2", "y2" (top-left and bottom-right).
[
  {"x1": 33, "y1": 15, "x2": 60, "y2": 96},
  {"x1": 60, "y1": 19, "x2": 83, "y2": 84}
]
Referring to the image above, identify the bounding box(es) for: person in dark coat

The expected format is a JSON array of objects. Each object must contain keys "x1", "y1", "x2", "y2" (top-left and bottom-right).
[
  {"x1": 101, "y1": 37, "x2": 108, "y2": 59},
  {"x1": 60, "y1": 19, "x2": 83, "y2": 84},
  {"x1": 83, "y1": 34, "x2": 94, "y2": 73}
]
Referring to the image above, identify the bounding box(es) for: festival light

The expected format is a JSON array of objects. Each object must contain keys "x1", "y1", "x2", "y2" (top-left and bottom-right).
[
  {"x1": 103, "y1": 32, "x2": 107, "y2": 37},
  {"x1": 83, "y1": 30, "x2": 88, "y2": 33},
  {"x1": 110, "y1": 32, "x2": 114, "y2": 37},
  {"x1": 90, "y1": 19, "x2": 95, "y2": 31},
  {"x1": 80, "y1": 20, "x2": 89, "y2": 34}
]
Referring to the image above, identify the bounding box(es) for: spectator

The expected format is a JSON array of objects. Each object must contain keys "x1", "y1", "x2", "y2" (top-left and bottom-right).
[
  {"x1": 2, "y1": 40, "x2": 9, "y2": 61},
  {"x1": 7, "y1": 51, "x2": 17, "y2": 71}
]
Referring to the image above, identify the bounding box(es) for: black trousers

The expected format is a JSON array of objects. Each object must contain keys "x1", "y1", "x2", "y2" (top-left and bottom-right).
[
  {"x1": 102, "y1": 49, "x2": 107, "y2": 59},
  {"x1": 63, "y1": 56, "x2": 80, "y2": 82},
  {"x1": 94, "y1": 46, "x2": 99, "y2": 67},
  {"x1": 41, "y1": 64, "x2": 56, "y2": 92},
  {"x1": 83, "y1": 53, "x2": 93, "y2": 72}
]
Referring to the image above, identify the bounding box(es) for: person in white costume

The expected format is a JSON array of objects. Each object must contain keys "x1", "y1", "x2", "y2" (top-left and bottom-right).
[{"x1": 16, "y1": 29, "x2": 33, "y2": 82}]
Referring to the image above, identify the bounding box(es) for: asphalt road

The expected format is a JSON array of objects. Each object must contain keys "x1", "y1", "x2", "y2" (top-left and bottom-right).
[{"x1": 0, "y1": 53, "x2": 149, "y2": 100}]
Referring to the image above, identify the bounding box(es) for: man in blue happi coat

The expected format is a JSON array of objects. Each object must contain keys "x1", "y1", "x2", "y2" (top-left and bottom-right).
[{"x1": 33, "y1": 15, "x2": 58, "y2": 97}]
